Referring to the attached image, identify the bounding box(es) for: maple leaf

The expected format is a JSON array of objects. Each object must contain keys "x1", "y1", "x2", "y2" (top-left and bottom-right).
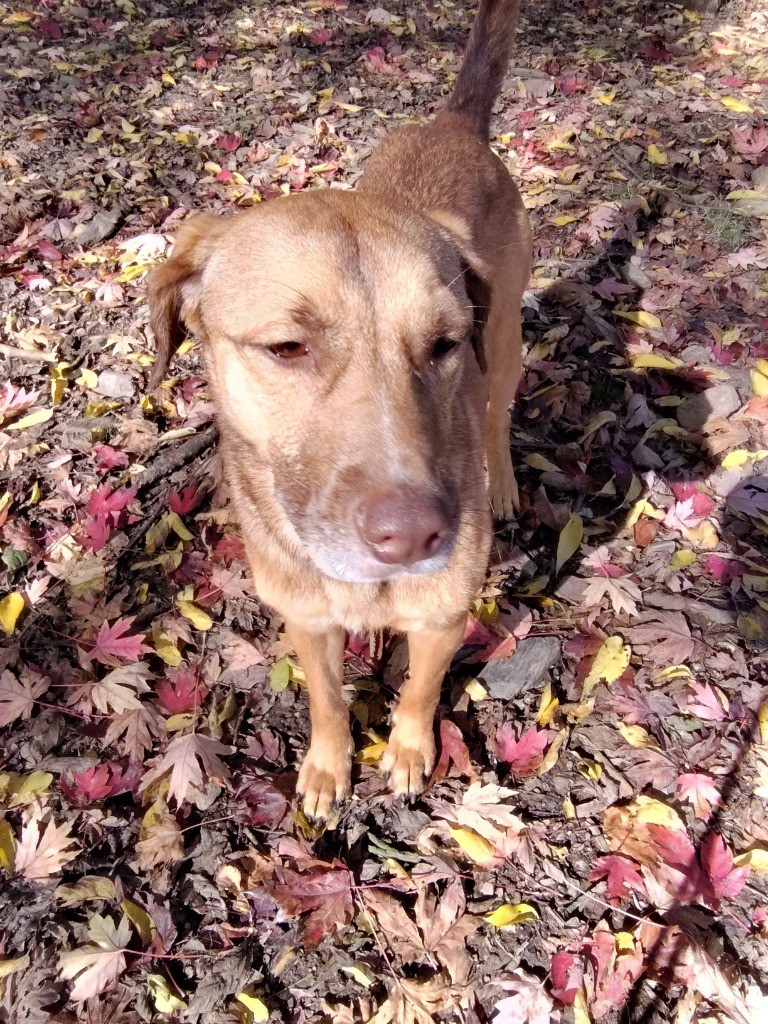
[
  {"x1": 234, "y1": 777, "x2": 289, "y2": 829},
  {"x1": 61, "y1": 762, "x2": 138, "y2": 807},
  {"x1": 136, "y1": 807, "x2": 185, "y2": 870},
  {"x1": 700, "y1": 833, "x2": 749, "y2": 904},
  {"x1": 686, "y1": 681, "x2": 729, "y2": 722},
  {"x1": 91, "y1": 664, "x2": 152, "y2": 715},
  {"x1": 429, "y1": 781, "x2": 525, "y2": 850},
  {"x1": 59, "y1": 914, "x2": 131, "y2": 1001},
  {"x1": 103, "y1": 706, "x2": 160, "y2": 761},
  {"x1": 550, "y1": 951, "x2": 584, "y2": 1006},
  {"x1": 493, "y1": 969, "x2": 557, "y2": 1024},
  {"x1": 677, "y1": 773, "x2": 722, "y2": 821},
  {"x1": 155, "y1": 664, "x2": 208, "y2": 714},
  {"x1": 168, "y1": 483, "x2": 202, "y2": 515},
  {"x1": 731, "y1": 126, "x2": 768, "y2": 156},
  {"x1": 0, "y1": 382, "x2": 40, "y2": 425},
  {"x1": 590, "y1": 854, "x2": 646, "y2": 905},
  {"x1": 495, "y1": 725, "x2": 554, "y2": 777},
  {"x1": 90, "y1": 616, "x2": 153, "y2": 667},
  {"x1": 582, "y1": 575, "x2": 641, "y2": 618},
  {"x1": 268, "y1": 861, "x2": 353, "y2": 947},
  {"x1": 431, "y1": 718, "x2": 476, "y2": 785},
  {"x1": 14, "y1": 813, "x2": 78, "y2": 881},
  {"x1": 628, "y1": 611, "x2": 694, "y2": 667},
  {"x1": 581, "y1": 546, "x2": 625, "y2": 578},
  {"x1": 86, "y1": 483, "x2": 137, "y2": 522},
  {"x1": 139, "y1": 733, "x2": 232, "y2": 806},
  {"x1": 92, "y1": 444, "x2": 129, "y2": 471},
  {"x1": 0, "y1": 668, "x2": 49, "y2": 727}
]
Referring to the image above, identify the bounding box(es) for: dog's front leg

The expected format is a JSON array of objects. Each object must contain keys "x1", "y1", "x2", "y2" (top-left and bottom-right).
[
  {"x1": 382, "y1": 616, "x2": 466, "y2": 797},
  {"x1": 288, "y1": 620, "x2": 352, "y2": 822}
]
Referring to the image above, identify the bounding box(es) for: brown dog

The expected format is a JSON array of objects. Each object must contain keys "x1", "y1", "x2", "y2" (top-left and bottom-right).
[{"x1": 147, "y1": 0, "x2": 531, "y2": 822}]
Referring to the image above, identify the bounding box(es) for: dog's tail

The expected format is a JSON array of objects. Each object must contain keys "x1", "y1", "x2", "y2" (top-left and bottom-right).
[{"x1": 445, "y1": 0, "x2": 523, "y2": 137}]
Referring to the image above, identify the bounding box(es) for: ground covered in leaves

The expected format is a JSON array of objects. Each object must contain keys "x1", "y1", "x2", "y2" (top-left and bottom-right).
[{"x1": 1, "y1": 0, "x2": 768, "y2": 1021}]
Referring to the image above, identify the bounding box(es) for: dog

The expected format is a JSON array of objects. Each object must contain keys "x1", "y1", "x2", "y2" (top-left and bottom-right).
[{"x1": 147, "y1": 0, "x2": 531, "y2": 823}]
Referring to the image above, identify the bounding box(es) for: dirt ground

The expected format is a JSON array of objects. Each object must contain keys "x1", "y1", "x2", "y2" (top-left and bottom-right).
[{"x1": 1, "y1": 1, "x2": 768, "y2": 1021}]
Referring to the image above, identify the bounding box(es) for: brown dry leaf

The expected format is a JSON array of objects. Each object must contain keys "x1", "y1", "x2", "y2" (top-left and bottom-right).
[{"x1": 139, "y1": 733, "x2": 232, "y2": 806}]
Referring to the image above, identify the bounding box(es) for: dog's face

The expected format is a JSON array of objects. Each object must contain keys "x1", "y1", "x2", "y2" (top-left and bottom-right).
[{"x1": 148, "y1": 191, "x2": 490, "y2": 583}]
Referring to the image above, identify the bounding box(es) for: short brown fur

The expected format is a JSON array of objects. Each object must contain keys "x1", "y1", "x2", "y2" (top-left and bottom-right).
[{"x1": 147, "y1": 0, "x2": 531, "y2": 821}]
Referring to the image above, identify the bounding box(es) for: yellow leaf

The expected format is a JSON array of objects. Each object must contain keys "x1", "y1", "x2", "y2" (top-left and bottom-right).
[
  {"x1": 647, "y1": 143, "x2": 668, "y2": 166},
  {"x1": 654, "y1": 664, "x2": 692, "y2": 680},
  {"x1": 449, "y1": 827, "x2": 496, "y2": 864},
  {"x1": 148, "y1": 973, "x2": 187, "y2": 1012},
  {"x1": 55, "y1": 876, "x2": 116, "y2": 905},
  {"x1": 235, "y1": 990, "x2": 270, "y2": 1022},
  {"x1": 0, "y1": 770, "x2": 53, "y2": 807},
  {"x1": 121, "y1": 898, "x2": 155, "y2": 946},
  {"x1": 471, "y1": 597, "x2": 498, "y2": 625},
  {"x1": 166, "y1": 713, "x2": 196, "y2": 732},
  {"x1": 550, "y1": 214, "x2": 582, "y2": 226},
  {"x1": 525, "y1": 453, "x2": 560, "y2": 472},
  {"x1": 617, "y1": 311, "x2": 662, "y2": 331},
  {"x1": 625, "y1": 498, "x2": 664, "y2": 527},
  {"x1": 597, "y1": 91, "x2": 615, "y2": 105},
  {"x1": 556, "y1": 513, "x2": 583, "y2": 573},
  {"x1": 0, "y1": 593, "x2": 25, "y2": 634},
  {"x1": 485, "y1": 903, "x2": 539, "y2": 927},
  {"x1": 632, "y1": 353, "x2": 681, "y2": 370},
  {"x1": 733, "y1": 847, "x2": 768, "y2": 874},
  {"x1": 633, "y1": 795, "x2": 684, "y2": 830},
  {"x1": 670, "y1": 549, "x2": 696, "y2": 570},
  {"x1": 340, "y1": 963, "x2": 375, "y2": 987},
  {"x1": 721, "y1": 96, "x2": 753, "y2": 113},
  {"x1": 738, "y1": 614, "x2": 763, "y2": 640},
  {"x1": 0, "y1": 954, "x2": 30, "y2": 981},
  {"x1": 616, "y1": 931, "x2": 635, "y2": 952},
  {"x1": 563, "y1": 795, "x2": 576, "y2": 819},
  {"x1": 536, "y1": 682, "x2": 559, "y2": 726},
  {"x1": 721, "y1": 449, "x2": 751, "y2": 469},
  {"x1": 176, "y1": 599, "x2": 213, "y2": 631},
  {"x1": 578, "y1": 759, "x2": 602, "y2": 781},
  {"x1": 76, "y1": 367, "x2": 98, "y2": 389},
  {"x1": 583, "y1": 636, "x2": 630, "y2": 695},
  {"x1": 355, "y1": 740, "x2": 387, "y2": 765},
  {"x1": 0, "y1": 819, "x2": 15, "y2": 872},
  {"x1": 153, "y1": 632, "x2": 183, "y2": 666},
  {"x1": 617, "y1": 723, "x2": 659, "y2": 749},
  {"x1": 7, "y1": 407, "x2": 53, "y2": 431},
  {"x1": 86, "y1": 400, "x2": 120, "y2": 416},
  {"x1": 752, "y1": 368, "x2": 768, "y2": 397},
  {"x1": 573, "y1": 988, "x2": 592, "y2": 1024},
  {"x1": 464, "y1": 678, "x2": 488, "y2": 701},
  {"x1": 759, "y1": 702, "x2": 768, "y2": 745}
]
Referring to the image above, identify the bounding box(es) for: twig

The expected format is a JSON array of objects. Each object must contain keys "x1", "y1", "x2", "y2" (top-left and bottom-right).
[
  {"x1": 133, "y1": 424, "x2": 218, "y2": 493},
  {"x1": 0, "y1": 343, "x2": 57, "y2": 364}
]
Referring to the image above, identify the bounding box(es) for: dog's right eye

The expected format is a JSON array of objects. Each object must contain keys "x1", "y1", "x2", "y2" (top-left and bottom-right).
[
  {"x1": 429, "y1": 337, "x2": 459, "y2": 362},
  {"x1": 267, "y1": 342, "x2": 309, "y2": 361}
]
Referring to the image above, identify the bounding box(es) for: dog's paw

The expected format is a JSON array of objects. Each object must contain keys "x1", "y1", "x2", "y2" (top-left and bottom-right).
[
  {"x1": 296, "y1": 742, "x2": 352, "y2": 824},
  {"x1": 487, "y1": 449, "x2": 520, "y2": 520},
  {"x1": 381, "y1": 718, "x2": 435, "y2": 798}
]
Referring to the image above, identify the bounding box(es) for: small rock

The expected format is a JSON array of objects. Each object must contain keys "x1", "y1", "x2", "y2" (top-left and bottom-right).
[
  {"x1": 94, "y1": 370, "x2": 134, "y2": 399},
  {"x1": 676, "y1": 383, "x2": 741, "y2": 431},
  {"x1": 556, "y1": 575, "x2": 589, "y2": 604},
  {"x1": 477, "y1": 636, "x2": 561, "y2": 701}
]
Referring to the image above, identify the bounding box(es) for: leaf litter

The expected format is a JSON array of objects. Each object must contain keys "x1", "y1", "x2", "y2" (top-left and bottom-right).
[{"x1": 1, "y1": 0, "x2": 768, "y2": 1020}]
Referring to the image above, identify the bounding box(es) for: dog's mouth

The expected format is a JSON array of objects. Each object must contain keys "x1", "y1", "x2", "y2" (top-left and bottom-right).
[{"x1": 304, "y1": 532, "x2": 458, "y2": 585}]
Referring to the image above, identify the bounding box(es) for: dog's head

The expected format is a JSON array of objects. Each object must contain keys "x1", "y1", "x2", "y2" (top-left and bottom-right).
[{"x1": 147, "y1": 191, "x2": 491, "y2": 583}]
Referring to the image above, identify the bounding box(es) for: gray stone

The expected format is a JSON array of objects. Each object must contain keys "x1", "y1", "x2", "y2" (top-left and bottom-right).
[
  {"x1": 477, "y1": 636, "x2": 561, "y2": 701},
  {"x1": 677, "y1": 384, "x2": 741, "y2": 431},
  {"x1": 95, "y1": 370, "x2": 134, "y2": 398}
]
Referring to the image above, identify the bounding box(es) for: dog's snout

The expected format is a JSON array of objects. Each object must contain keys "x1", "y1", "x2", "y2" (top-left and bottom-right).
[{"x1": 357, "y1": 488, "x2": 453, "y2": 567}]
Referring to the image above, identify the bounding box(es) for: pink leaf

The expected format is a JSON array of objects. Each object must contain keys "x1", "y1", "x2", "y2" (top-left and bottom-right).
[
  {"x1": 677, "y1": 773, "x2": 722, "y2": 821},
  {"x1": 90, "y1": 616, "x2": 153, "y2": 667},
  {"x1": 701, "y1": 833, "x2": 749, "y2": 902},
  {"x1": 495, "y1": 725, "x2": 554, "y2": 777},
  {"x1": 155, "y1": 665, "x2": 207, "y2": 714},
  {"x1": 590, "y1": 854, "x2": 646, "y2": 904},
  {"x1": 168, "y1": 483, "x2": 201, "y2": 515},
  {"x1": 686, "y1": 681, "x2": 729, "y2": 722}
]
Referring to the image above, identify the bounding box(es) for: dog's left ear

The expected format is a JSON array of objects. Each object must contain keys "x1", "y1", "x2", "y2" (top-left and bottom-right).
[
  {"x1": 426, "y1": 210, "x2": 491, "y2": 373},
  {"x1": 146, "y1": 213, "x2": 228, "y2": 390}
]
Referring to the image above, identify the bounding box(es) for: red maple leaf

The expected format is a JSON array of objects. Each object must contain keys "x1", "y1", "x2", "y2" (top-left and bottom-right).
[
  {"x1": 590, "y1": 854, "x2": 646, "y2": 905},
  {"x1": 87, "y1": 484, "x2": 137, "y2": 523},
  {"x1": 217, "y1": 132, "x2": 242, "y2": 152},
  {"x1": 89, "y1": 617, "x2": 153, "y2": 667},
  {"x1": 60, "y1": 762, "x2": 141, "y2": 806},
  {"x1": 703, "y1": 555, "x2": 747, "y2": 586},
  {"x1": 268, "y1": 862, "x2": 353, "y2": 947},
  {"x1": 700, "y1": 833, "x2": 749, "y2": 904},
  {"x1": 92, "y1": 444, "x2": 129, "y2": 471},
  {"x1": 155, "y1": 665, "x2": 207, "y2": 714},
  {"x1": 431, "y1": 718, "x2": 476, "y2": 786},
  {"x1": 550, "y1": 951, "x2": 584, "y2": 1006},
  {"x1": 80, "y1": 515, "x2": 111, "y2": 552},
  {"x1": 168, "y1": 483, "x2": 202, "y2": 516},
  {"x1": 495, "y1": 725, "x2": 554, "y2": 777}
]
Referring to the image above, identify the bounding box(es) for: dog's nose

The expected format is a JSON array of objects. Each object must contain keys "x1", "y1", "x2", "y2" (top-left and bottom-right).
[{"x1": 357, "y1": 489, "x2": 453, "y2": 566}]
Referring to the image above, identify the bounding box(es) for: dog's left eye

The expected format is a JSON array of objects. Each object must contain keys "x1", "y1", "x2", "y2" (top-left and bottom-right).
[
  {"x1": 429, "y1": 337, "x2": 459, "y2": 362},
  {"x1": 267, "y1": 341, "x2": 309, "y2": 361}
]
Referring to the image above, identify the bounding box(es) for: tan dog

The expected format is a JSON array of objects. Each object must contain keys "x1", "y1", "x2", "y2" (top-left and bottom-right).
[{"x1": 147, "y1": 0, "x2": 531, "y2": 822}]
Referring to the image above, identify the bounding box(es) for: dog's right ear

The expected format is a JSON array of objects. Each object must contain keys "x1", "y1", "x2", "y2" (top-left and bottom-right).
[{"x1": 146, "y1": 213, "x2": 226, "y2": 390}]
